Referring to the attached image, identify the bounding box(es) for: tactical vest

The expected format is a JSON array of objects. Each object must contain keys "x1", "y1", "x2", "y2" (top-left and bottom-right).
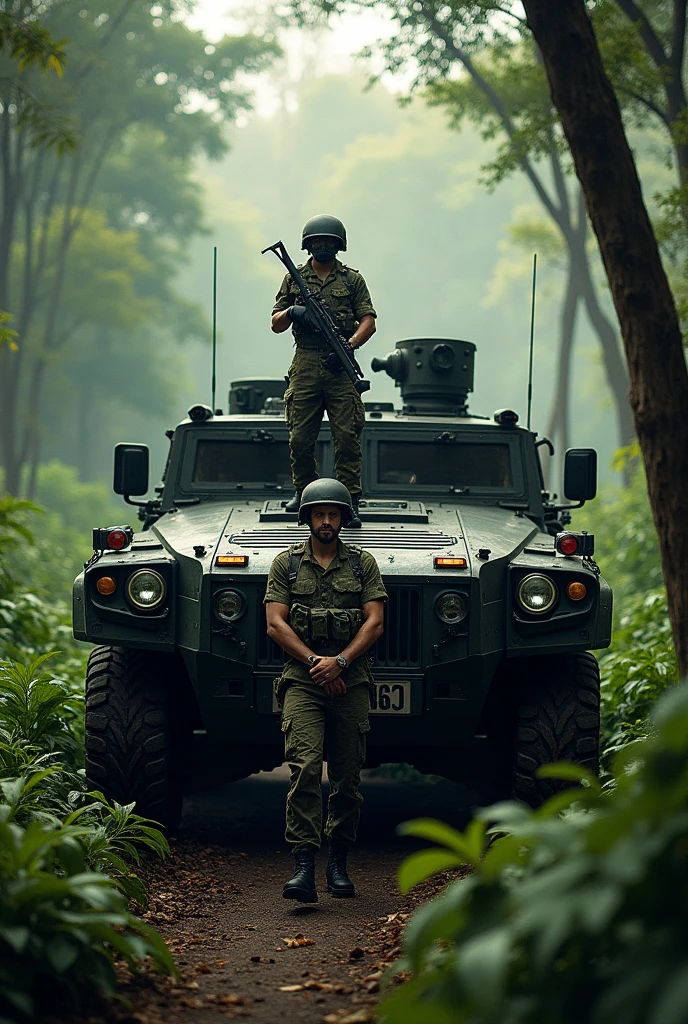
[
  {"x1": 287, "y1": 542, "x2": 364, "y2": 648},
  {"x1": 290, "y1": 264, "x2": 358, "y2": 344}
]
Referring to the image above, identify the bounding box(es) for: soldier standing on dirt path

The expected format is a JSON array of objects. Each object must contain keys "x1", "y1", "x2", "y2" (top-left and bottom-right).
[
  {"x1": 270, "y1": 215, "x2": 377, "y2": 529},
  {"x1": 264, "y1": 479, "x2": 387, "y2": 903}
]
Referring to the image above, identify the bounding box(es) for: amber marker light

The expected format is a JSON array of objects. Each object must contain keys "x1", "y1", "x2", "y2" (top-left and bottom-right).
[
  {"x1": 434, "y1": 556, "x2": 467, "y2": 569},
  {"x1": 215, "y1": 555, "x2": 249, "y2": 567},
  {"x1": 567, "y1": 581, "x2": 587, "y2": 601},
  {"x1": 96, "y1": 576, "x2": 117, "y2": 596}
]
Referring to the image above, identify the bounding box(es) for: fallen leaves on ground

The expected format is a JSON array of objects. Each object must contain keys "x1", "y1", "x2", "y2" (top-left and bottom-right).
[
  {"x1": 323, "y1": 1010, "x2": 376, "y2": 1023},
  {"x1": 282, "y1": 933, "x2": 316, "y2": 947}
]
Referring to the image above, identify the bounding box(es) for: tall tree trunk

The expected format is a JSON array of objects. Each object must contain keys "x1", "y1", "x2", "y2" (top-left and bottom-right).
[{"x1": 523, "y1": 0, "x2": 688, "y2": 677}]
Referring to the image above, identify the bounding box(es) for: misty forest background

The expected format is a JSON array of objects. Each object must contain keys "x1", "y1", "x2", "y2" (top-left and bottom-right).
[{"x1": 0, "y1": 0, "x2": 676, "y2": 772}]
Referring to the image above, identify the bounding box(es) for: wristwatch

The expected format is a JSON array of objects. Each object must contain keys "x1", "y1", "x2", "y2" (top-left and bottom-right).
[
  {"x1": 336, "y1": 655, "x2": 349, "y2": 669},
  {"x1": 307, "y1": 655, "x2": 318, "y2": 666}
]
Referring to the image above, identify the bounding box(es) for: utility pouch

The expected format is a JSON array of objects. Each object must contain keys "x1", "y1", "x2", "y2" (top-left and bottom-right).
[
  {"x1": 310, "y1": 608, "x2": 329, "y2": 641},
  {"x1": 273, "y1": 675, "x2": 291, "y2": 710},
  {"x1": 330, "y1": 609, "x2": 352, "y2": 642},
  {"x1": 289, "y1": 603, "x2": 310, "y2": 640},
  {"x1": 350, "y1": 608, "x2": 362, "y2": 634}
]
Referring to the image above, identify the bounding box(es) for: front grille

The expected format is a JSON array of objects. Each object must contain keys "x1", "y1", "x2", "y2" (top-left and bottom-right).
[
  {"x1": 257, "y1": 585, "x2": 423, "y2": 671},
  {"x1": 374, "y1": 586, "x2": 422, "y2": 668},
  {"x1": 229, "y1": 528, "x2": 456, "y2": 550}
]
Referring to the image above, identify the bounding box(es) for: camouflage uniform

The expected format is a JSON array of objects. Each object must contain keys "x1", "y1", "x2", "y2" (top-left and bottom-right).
[
  {"x1": 264, "y1": 538, "x2": 387, "y2": 850},
  {"x1": 272, "y1": 259, "x2": 377, "y2": 499}
]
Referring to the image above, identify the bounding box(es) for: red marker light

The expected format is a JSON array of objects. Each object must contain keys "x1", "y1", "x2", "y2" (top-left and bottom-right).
[
  {"x1": 96, "y1": 576, "x2": 117, "y2": 596},
  {"x1": 215, "y1": 554, "x2": 249, "y2": 567},
  {"x1": 107, "y1": 529, "x2": 129, "y2": 550},
  {"x1": 556, "y1": 534, "x2": 579, "y2": 557}
]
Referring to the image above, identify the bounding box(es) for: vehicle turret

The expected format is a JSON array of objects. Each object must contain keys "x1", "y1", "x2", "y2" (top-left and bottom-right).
[
  {"x1": 229, "y1": 377, "x2": 287, "y2": 415},
  {"x1": 371, "y1": 338, "x2": 476, "y2": 415}
]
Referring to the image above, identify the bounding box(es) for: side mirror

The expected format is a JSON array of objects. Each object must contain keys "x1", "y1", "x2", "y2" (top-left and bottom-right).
[
  {"x1": 564, "y1": 448, "x2": 597, "y2": 502},
  {"x1": 114, "y1": 443, "x2": 149, "y2": 496}
]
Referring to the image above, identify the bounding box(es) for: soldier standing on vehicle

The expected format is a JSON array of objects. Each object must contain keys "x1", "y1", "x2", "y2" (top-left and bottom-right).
[
  {"x1": 271, "y1": 215, "x2": 377, "y2": 529},
  {"x1": 264, "y1": 478, "x2": 386, "y2": 902}
]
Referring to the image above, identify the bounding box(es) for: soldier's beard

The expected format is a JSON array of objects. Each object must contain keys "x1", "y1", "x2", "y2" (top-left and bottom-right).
[{"x1": 311, "y1": 524, "x2": 340, "y2": 545}]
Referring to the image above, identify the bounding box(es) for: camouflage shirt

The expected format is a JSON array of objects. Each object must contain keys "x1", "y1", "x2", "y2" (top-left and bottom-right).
[
  {"x1": 264, "y1": 538, "x2": 387, "y2": 687},
  {"x1": 272, "y1": 258, "x2": 377, "y2": 350}
]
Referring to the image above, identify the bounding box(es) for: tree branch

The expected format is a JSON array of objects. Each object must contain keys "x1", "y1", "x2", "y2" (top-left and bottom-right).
[
  {"x1": 420, "y1": 3, "x2": 565, "y2": 229},
  {"x1": 671, "y1": 0, "x2": 687, "y2": 79},
  {"x1": 613, "y1": 0, "x2": 670, "y2": 70},
  {"x1": 616, "y1": 86, "x2": 671, "y2": 126}
]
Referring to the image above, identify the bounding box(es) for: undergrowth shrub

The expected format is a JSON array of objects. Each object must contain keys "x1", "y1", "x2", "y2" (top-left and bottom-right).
[
  {"x1": 0, "y1": 654, "x2": 176, "y2": 1022},
  {"x1": 382, "y1": 683, "x2": 688, "y2": 1024}
]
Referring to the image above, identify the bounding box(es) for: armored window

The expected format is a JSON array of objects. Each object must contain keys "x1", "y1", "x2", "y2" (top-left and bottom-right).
[
  {"x1": 377, "y1": 441, "x2": 513, "y2": 489},
  {"x1": 193, "y1": 440, "x2": 325, "y2": 487}
]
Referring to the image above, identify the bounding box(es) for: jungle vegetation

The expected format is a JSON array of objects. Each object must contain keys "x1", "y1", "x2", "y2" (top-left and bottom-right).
[{"x1": 1, "y1": 0, "x2": 687, "y2": 1020}]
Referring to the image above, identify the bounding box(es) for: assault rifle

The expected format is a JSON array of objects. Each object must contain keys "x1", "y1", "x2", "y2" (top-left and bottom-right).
[{"x1": 261, "y1": 240, "x2": 371, "y2": 394}]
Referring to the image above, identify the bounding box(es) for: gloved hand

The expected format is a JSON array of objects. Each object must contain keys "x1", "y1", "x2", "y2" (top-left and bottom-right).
[
  {"x1": 324, "y1": 351, "x2": 344, "y2": 373},
  {"x1": 288, "y1": 304, "x2": 317, "y2": 329}
]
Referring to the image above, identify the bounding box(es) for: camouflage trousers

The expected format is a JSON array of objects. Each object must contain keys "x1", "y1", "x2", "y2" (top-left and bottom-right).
[
  {"x1": 281, "y1": 682, "x2": 370, "y2": 850},
  {"x1": 284, "y1": 347, "x2": 366, "y2": 498}
]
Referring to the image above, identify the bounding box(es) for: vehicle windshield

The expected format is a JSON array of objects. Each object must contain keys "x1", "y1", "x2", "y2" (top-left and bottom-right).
[
  {"x1": 377, "y1": 440, "x2": 513, "y2": 489},
  {"x1": 193, "y1": 440, "x2": 324, "y2": 486}
]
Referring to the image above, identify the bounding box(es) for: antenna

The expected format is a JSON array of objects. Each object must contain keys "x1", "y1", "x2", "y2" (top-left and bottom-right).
[
  {"x1": 527, "y1": 253, "x2": 537, "y2": 431},
  {"x1": 211, "y1": 246, "x2": 218, "y2": 413}
]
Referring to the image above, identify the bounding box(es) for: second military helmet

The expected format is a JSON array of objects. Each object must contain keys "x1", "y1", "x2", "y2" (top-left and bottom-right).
[
  {"x1": 298, "y1": 478, "x2": 353, "y2": 526},
  {"x1": 301, "y1": 214, "x2": 347, "y2": 252}
]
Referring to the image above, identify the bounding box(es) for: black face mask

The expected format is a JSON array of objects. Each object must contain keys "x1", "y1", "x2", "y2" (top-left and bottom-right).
[{"x1": 309, "y1": 238, "x2": 338, "y2": 264}]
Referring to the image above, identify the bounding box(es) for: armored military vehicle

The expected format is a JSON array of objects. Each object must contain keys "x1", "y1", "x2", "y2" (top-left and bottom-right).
[{"x1": 74, "y1": 339, "x2": 611, "y2": 829}]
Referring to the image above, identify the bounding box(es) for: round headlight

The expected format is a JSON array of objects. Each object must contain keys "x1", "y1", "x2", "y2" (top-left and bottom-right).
[
  {"x1": 435, "y1": 591, "x2": 468, "y2": 625},
  {"x1": 517, "y1": 574, "x2": 557, "y2": 614},
  {"x1": 126, "y1": 569, "x2": 166, "y2": 610},
  {"x1": 214, "y1": 589, "x2": 245, "y2": 623}
]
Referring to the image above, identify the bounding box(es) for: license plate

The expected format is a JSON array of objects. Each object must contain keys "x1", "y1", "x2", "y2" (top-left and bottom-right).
[{"x1": 370, "y1": 680, "x2": 410, "y2": 715}]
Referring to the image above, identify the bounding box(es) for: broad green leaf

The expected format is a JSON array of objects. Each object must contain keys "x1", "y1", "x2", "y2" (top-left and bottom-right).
[
  {"x1": 649, "y1": 964, "x2": 688, "y2": 1024},
  {"x1": 397, "y1": 818, "x2": 477, "y2": 860},
  {"x1": 398, "y1": 848, "x2": 465, "y2": 893},
  {"x1": 46, "y1": 935, "x2": 80, "y2": 974},
  {"x1": 537, "y1": 762, "x2": 601, "y2": 788},
  {"x1": 0, "y1": 925, "x2": 30, "y2": 952},
  {"x1": 457, "y1": 927, "x2": 512, "y2": 1005}
]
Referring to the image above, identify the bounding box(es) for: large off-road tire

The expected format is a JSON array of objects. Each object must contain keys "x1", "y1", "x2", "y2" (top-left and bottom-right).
[
  {"x1": 512, "y1": 652, "x2": 600, "y2": 807},
  {"x1": 85, "y1": 646, "x2": 189, "y2": 832}
]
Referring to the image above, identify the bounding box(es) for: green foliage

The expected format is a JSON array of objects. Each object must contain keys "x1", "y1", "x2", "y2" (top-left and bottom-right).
[
  {"x1": 575, "y1": 445, "x2": 661, "y2": 604},
  {"x1": 573, "y1": 449, "x2": 677, "y2": 763},
  {"x1": 381, "y1": 683, "x2": 688, "y2": 1024},
  {"x1": 599, "y1": 589, "x2": 677, "y2": 765},
  {"x1": 0, "y1": 815, "x2": 174, "y2": 1022},
  {"x1": 0, "y1": 652, "x2": 176, "y2": 1021},
  {"x1": 0, "y1": 11, "x2": 67, "y2": 73},
  {"x1": 0, "y1": 7, "x2": 75, "y2": 152},
  {"x1": 1, "y1": 0, "x2": 279, "y2": 489},
  {"x1": 0, "y1": 479, "x2": 94, "y2": 680},
  {"x1": 0, "y1": 312, "x2": 19, "y2": 352}
]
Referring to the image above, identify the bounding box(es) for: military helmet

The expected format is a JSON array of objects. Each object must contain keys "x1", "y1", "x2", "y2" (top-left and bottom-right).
[
  {"x1": 298, "y1": 477, "x2": 353, "y2": 526},
  {"x1": 301, "y1": 214, "x2": 347, "y2": 252}
]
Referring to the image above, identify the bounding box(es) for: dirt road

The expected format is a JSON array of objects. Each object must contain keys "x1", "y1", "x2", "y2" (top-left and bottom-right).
[{"x1": 79, "y1": 769, "x2": 485, "y2": 1024}]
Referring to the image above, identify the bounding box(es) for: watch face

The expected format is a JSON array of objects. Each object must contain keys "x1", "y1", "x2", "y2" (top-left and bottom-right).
[{"x1": 337, "y1": 655, "x2": 347, "y2": 667}]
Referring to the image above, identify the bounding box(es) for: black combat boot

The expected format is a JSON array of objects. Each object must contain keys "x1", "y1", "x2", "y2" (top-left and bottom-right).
[
  {"x1": 283, "y1": 491, "x2": 301, "y2": 513},
  {"x1": 283, "y1": 847, "x2": 318, "y2": 903},
  {"x1": 326, "y1": 841, "x2": 355, "y2": 897},
  {"x1": 348, "y1": 498, "x2": 362, "y2": 529}
]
